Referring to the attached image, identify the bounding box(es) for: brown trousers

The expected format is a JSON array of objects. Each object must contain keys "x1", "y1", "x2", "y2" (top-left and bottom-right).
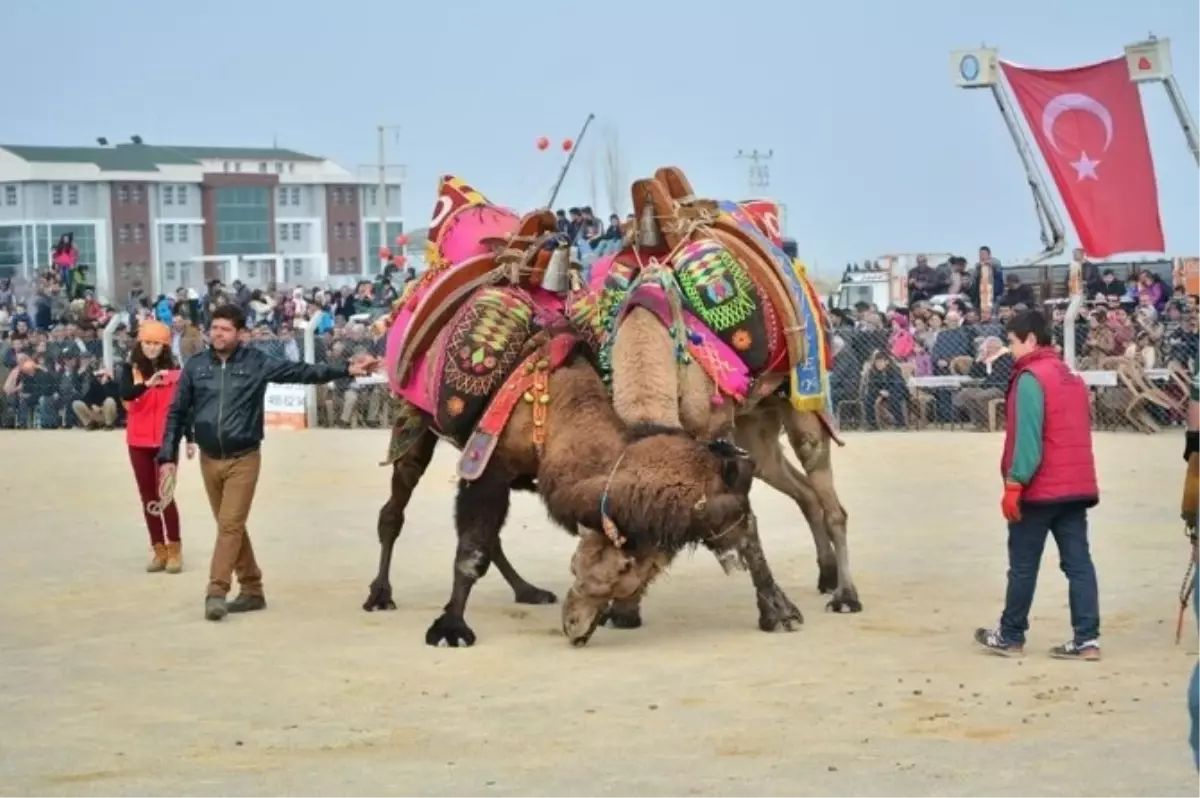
[
  {"x1": 1184, "y1": 451, "x2": 1198, "y2": 526},
  {"x1": 199, "y1": 451, "x2": 264, "y2": 598}
]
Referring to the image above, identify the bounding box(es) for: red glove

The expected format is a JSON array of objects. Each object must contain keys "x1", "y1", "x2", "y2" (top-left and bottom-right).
[{"x1": 1001, "y1": 481, "x2": 1024, "y2": 523}]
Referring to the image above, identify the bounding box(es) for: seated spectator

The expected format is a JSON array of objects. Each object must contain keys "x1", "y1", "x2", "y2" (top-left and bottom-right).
[
  {"x1": 1096, "y1": 269, "x2": 1125, "y2": 300},
  {"x1": 999, "y1": 273, "x2": 1035, "y2": 308},
  {"x1": 862, "y1": 349, "x2": 908, "y2": 430},
  {"x1": 912, "y1": 340, "x2": 933, "y2": 377},
  {"x1": 72, "y1": 368, "x2": 119, "y2": 429},
  {"x1": 952, "y1": 336, "x2": 1013, "y2": 428},
  {"x1": 4, "y1": 354, "x2": 60, "y2": 429}
]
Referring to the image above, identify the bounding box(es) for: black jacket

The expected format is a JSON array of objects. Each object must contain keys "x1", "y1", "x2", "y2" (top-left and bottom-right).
[{"x1": 158, "y1": 344, "x2": 350, "y2": 462}]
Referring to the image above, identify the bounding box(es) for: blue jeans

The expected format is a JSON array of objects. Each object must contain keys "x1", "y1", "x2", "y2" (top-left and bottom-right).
[
  {"x1": 16, "y1": 395, "x2": 59, "y2": 429},
  {"x1": 1185, "y1": 576, "x2": 1195, "y2": 768},
  {"x1": 1000, "y1": 501, "x2": 1100, "y2": 645}
]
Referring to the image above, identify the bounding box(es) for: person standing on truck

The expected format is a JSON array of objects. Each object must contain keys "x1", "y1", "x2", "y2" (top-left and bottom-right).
[{"x1": 157, "y1": 303, "x2": 381, "y2": 622}]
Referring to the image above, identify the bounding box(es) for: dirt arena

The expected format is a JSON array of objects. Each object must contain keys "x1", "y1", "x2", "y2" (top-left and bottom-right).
[{"x1": 1, "y1": 429, "x2": 1195, "y2": 796}]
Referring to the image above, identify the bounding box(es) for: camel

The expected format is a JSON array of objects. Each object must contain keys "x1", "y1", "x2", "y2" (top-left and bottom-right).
[
  {"x1": 366, "y1": 284, "x2": 801, "y2": 647},
  {"x1": 577, "y1": 168, "x2": 861, "y2": 630}
]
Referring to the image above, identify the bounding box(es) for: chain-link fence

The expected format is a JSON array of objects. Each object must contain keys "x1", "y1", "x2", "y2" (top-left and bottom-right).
[{"x1": 830, "y1": 299, "x2": 1198, "y2": 433}]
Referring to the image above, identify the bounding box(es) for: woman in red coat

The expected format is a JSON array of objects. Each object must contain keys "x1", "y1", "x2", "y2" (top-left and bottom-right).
[{"x1": 119, "y1": 320, "x2": 195, "y2": 573}]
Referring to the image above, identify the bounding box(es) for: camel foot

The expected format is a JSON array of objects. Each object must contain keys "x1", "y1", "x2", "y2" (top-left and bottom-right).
[
  {"x1": 363, "y1": 580, "x2": 397, "y2": 612},
  {"x1": 513, "y1": 586, "x2": 558, "y2": 605},
  {"x1": 757, "y1": 586, "x2": 804, "y2": 632},
  {"x1": 817, "y1": 562, "x2": 839, "y2": 595},
  {"x1": 425, "y1": 613, "x2": 477, "y2": 648},
  {"x1": 825, "y1": 588, "x2": 863, "y2": 614},
  {"x1": 599, "y1": 604, "x2": 643, "y2": 630}
]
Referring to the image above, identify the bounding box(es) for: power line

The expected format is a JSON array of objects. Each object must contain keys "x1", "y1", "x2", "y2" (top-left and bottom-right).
[{"x1": 735, "y1": 148, "x2": 773, "y2": 193}]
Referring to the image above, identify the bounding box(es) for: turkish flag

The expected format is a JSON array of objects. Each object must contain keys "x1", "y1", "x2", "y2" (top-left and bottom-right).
[{"x1": 1000, "y1": 57, "x2": 1165, "y2": 257}]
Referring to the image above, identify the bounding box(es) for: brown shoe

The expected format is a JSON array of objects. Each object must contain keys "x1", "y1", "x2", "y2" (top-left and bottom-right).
[
  {"x1": 164, "y1": 542, "x2": 183, "y2": 574},
  {"x1": 146, "y1": 543, "x2": 168, "y2": 573}
]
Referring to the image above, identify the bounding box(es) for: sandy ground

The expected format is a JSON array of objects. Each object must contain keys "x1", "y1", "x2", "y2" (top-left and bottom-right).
[{"x1": 0, "y1": 429, "x2": 1196, "y2": 797}]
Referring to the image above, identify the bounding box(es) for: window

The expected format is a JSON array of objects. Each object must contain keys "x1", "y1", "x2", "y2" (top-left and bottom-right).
[
  {"x1": 332, "y1": 187, "x2": 343, "y2": 205},
  {"x1": 118, "y1": 184, "x2": 129, "y2": 204},
  {"x1": 177, "y1": 224, "x2": 188, "y2": 243},
  {"x1": 234, "y1": 162, "x2": 242, "y2": 173},
  {"x1": 247, "y1": 261, "x2": 258, "y2": 279},
  {"x1": 4, "y1": 185, "x2": 16, "y2": 206},
  {"x1": 223, "y1": 161, "x2": 231, "y2": 172},
  {"x1": 164, "y1": 225, "x2": 175, "y2": 243},
  {"x1": 134, "y1": 223, "x2": 145, "y2": 243},
  {"x1": 165, "y1": 261, "x2": 177, "y2": 282},
  {"x1": 289, "y1": 187, "x2": 300, "y2": 205},
  {"x1": 51, "y1": 185, "x2": 63, "y2": 205},
  {"x1": 177, "y1": 185, "x2": 188, "y2": 205},
  {"x1": 348, "y1": 221, "x2": 357, "y2": 239},
  {"x1": 258, "y1": 162, "x2": 267, "y2": 173},
  {"x1": 386, "y1": 187, "x2": 399, "y2": 206},
  {"x1": 163, "y1": 185, "x2": 174, "y2": 205},
  {"x1": 49, "y1": 223, "x2": 97, "y2": 267},
  {"x1": 180, "y1": 262, "x2": 192, "y2": 286},
  {"x1": 119, "y1": 224, "x2": 131, "y2": 243},
  {"x1": 334, "y1": 222, "x2": 345, "y2": 241},
  {"x1": 346, "y1": 187, "x2": 357, "y2": 206},
  {"x1": 348, "y1": 257, "x2": 358, "y2": 273},
  {"x1": 336, "y1": 257, "x2": 346, "y2": 272},
  {"x1": 213, "y1": 186, "x2": 271, "y2": 256},
  {"x1": 132, "y1": 185, "x2": 144, "y2": 204},
  {"x1": 287, "y1": 163, "x2": 295, "y2": 173},
  {"x1": 368, "y1": 187, "x2": 378, "y2": 205},
  {"x1": 279, "y1": 224, "x2": 289, "y2": 242},
  {"x1": 291, "y1": 223, "x2": 301, "y2": 240},
  {"x1": 277, "y1": 187, "x2": 288, "y2": 206},
  {"x1": 275, "y1": 161, "x2": 284, "y2": 174},
  {"x1": 67, "y1": 184, "x2": 79, "y2": 206},
  {"x1": 292, "y1": 259, "x2": 304, "y2": 278},
  {"x1": 121, "y1": 262, "x2": 133, "y2": 279}
]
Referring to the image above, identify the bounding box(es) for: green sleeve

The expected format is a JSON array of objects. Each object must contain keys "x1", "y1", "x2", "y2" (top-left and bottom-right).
[{"x1": 1007, "y1": 372, "x2": 1044, "y2": 485}]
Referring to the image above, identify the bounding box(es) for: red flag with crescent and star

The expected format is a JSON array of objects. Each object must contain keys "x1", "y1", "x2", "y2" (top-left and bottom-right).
[{"x1": 1000, "y1": 56, "x2": 1165, "y2": 257}]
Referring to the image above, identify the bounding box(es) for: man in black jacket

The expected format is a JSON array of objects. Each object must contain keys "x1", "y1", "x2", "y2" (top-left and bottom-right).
[{"x1": 158, "y1": 304, "x2": 379, "y2": 621}]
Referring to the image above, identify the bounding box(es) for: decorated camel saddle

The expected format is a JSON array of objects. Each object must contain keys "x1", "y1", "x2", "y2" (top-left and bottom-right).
[
  {"x1": 582, "y1": 166, "x2": 831, "y2": 412},
  {"x1": 380, "y1": 177, "x2": 588, "y2": 478},
  {"x1": 383, "y1": 175, "x2": 582, "y2": 394}
]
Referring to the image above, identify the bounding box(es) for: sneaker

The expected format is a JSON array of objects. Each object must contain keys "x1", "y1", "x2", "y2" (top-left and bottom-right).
[
  {"x1": 973, "y1": 627, "x2": 1025, "y2": 657},
  {"x1": 1049, "y1": 639, "x2": 1101, "y2": 661},
  {"x1": 204, "y1": 596, "x2": 228, "y2": 622},
  {"x1": 226, "y1": 594, "x2": 267, "y2": 614}
]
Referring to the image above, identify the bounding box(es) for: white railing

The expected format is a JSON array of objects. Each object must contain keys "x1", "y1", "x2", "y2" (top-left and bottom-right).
[
  {"x1": 1062, "y1": 292, "x2": 1085, "y2": 371},
  {"x1": 101, "y1": 311, "x2": 130, "y2": 372},
  {"x1": 303, "y1": 310, "x2": 326, "y2": 429}
]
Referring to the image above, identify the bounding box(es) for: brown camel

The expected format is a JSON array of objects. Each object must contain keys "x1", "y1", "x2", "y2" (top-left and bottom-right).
[{"x1": 373, "y1": 340, "x2": 799, "y2": 648}]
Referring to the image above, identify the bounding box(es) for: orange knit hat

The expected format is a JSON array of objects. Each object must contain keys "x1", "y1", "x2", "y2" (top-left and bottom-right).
[{"x1": 137, "y1": 320, "x2": 171, "y2": 345}]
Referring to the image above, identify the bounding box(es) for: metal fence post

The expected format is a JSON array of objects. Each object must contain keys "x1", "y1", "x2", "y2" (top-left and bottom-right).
[
  {"x1": 1063, "y1": 293, "x2": 1084, "y2": 372},
  {"x1": 102, "y1": 312, "x2": 129, "y2": 373}
]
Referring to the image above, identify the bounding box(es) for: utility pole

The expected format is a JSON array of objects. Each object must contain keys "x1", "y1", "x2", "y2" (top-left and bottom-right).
[
  {"x1": 360, "y1": 124, "x2": 405, "y2": 275},
  {"x1": 735, "y1": 148, "x2": 773, "y2": 195}
]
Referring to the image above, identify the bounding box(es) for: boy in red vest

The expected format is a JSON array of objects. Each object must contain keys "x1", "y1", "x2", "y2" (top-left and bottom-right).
[{"x1": 975, "y1": 309, "x2": 1101, "y2": 660}]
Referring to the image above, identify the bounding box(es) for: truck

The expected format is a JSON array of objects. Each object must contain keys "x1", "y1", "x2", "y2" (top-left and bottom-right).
[{"x1": 829, "y1": 253, "x2": 955, "y2": 310}]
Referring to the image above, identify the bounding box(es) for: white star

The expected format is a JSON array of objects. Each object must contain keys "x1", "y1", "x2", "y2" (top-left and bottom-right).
[{"x1": 1071, "y1": 151, "x2": 1101, "y2": 181}]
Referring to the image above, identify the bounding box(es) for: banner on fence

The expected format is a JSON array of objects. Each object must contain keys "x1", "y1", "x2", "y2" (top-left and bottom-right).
[{"x1": 264, "y1": 384, "x2": 307, "y2": 430}]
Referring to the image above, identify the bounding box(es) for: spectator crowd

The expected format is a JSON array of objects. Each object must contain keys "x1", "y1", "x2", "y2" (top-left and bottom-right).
[{"x1": 2, "y1": 235, "x2": 1195, "y2": 434}]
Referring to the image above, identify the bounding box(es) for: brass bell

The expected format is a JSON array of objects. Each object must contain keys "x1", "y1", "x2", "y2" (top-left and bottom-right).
[{"x1": 637, "y1": 199, "x2": 662, "y2": 248}]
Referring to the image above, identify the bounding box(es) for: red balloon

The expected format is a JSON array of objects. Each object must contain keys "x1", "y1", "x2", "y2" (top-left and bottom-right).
[
  {"x1": 394, "y1": 255, "x2": 407, "y2": 267},
  {"x1": 378, "y1": 247, "x2": 391, "y2": 259},
  {"x1": 536, "y1": 136, "x2": 550, "y2": 151},
  {"x1": 395, "y1": 233, "x2": 409, "y2": 247},
  {"x1": 561, "y1": 138, "x2": 573, "y2": 152}
]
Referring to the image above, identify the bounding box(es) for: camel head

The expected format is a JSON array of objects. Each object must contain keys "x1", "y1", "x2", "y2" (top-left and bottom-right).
[{"x1": 561, "y1": 434, "x2": 756, "y2": 646}]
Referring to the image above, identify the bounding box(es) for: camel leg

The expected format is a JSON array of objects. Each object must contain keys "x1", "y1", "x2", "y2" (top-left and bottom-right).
[
  {"x1": 783, "y1": 409, "x2": 862, "y2": 613},
  {"x1": 736, "y1": 409, "x2": 839, "y2": 596},
  {"x1": 424, "y1": 469, "x2": 510, "y2": 647},
  {"x1": 739, "y1": 514, "x2": 804, "y2": 632},
  {"x1": 364, "y1": 428, "x2": 438, "y2": 611},
  {"x1": 492, "y1": 534, "x2": 557, "y2": 606}
]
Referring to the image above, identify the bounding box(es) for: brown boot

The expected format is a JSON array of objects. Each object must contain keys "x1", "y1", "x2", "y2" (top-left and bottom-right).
[
  {"x1": 165, "y1": 542, "x2": 183, "y2": 574},
  {"x1": 146, "y1": 543, "x2": 168, "y2": 573}
]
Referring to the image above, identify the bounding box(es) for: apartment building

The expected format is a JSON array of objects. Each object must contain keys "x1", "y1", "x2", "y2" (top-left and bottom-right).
[{"x1": 0, "y1": 141, "x2": 404, "y2": 299}]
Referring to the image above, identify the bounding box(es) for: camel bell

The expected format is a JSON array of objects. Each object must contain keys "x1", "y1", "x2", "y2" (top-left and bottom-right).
[
  {"x1": 637, "y1": 202, "x2": 662, "y2": 248},
  {"x1": 541, "y1": 243, "x2": 572, "y2": 293}
]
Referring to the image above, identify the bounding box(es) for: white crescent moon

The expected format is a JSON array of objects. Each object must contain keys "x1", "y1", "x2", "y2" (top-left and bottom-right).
[{"x1": 1041, "y1": 93, "x2": 1113, "y2": 154}]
